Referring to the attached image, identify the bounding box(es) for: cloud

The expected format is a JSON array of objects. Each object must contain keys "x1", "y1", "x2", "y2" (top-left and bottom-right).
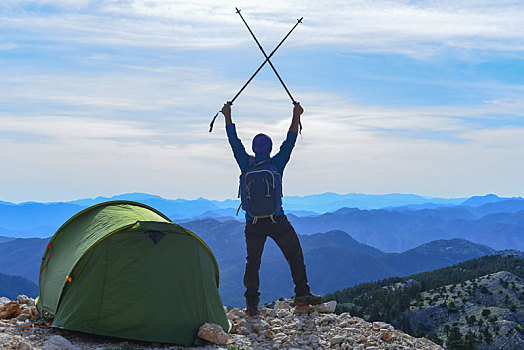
[
  {"x1": 2, "y1": 0, "x2": 524, "y2": 55},
  {"x1": 0, "y1": 115, "x2": 157, "y2": 140}
]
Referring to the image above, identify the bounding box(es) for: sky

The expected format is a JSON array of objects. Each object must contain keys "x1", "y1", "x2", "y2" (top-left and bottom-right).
[{"x1": 1, "y1": 0, "x2": 524, "y2": 202}]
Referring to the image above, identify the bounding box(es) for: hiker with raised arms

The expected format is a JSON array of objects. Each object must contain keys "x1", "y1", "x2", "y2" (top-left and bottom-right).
[{"x1": 221, "y1": 101, "x2": 322, "y2": 316}]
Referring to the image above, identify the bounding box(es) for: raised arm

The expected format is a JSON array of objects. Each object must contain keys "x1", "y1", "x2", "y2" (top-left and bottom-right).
[
  {"x1": 222, "y1": 102, "x2": 250, "y2": 171},
  {"x1": 272, "y1": 103, "x2": 302, "y2": 173}
]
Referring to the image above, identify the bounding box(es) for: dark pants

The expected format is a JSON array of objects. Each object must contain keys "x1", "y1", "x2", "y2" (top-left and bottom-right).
[{"x1": 243, "y1": 215, "x2": 310, "y2": 307}]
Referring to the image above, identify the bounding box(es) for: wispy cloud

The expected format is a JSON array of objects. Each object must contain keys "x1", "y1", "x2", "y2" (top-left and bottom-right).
[{"x1": 2, "y1": 1, "x2": 524, "y2": 55}]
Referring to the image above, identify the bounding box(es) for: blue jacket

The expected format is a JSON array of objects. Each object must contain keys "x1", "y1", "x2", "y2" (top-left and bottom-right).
[{"x1": 226, "y1": 123, "x2": 297, "y2": 220}]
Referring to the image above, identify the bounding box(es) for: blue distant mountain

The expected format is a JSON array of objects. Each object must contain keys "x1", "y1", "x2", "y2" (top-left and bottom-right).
[
  {"x1": 460, "y1": 193, "x2": 502, "y2": 207},
  {"x1": 1, "y1": 192, "x2": 522, "y2": 239},
  {"x1": 0, "y1": 272, "x2": 38, "y2": 300},
  {"x1": 283, "y1": 192, "x2": 466, "y2": 212}
]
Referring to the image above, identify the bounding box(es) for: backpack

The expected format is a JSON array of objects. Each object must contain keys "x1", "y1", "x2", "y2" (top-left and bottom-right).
[{"x1": 237, "y1": 157, "x2": 283, "y2": 223}]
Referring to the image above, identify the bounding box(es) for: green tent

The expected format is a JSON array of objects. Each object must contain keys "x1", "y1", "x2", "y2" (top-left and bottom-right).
[{"x1": 36, "y1": 200, "x2": 229, "y2": 345}]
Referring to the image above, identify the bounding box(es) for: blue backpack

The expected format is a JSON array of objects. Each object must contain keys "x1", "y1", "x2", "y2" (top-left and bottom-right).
[{"x1": 238, "y1": 157, "x2": 283, "y2": 223}]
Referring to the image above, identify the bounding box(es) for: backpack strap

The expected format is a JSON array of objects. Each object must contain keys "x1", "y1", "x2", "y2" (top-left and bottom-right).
[
  {"x1": 245, "y1": 156, "x2": 256, "y2": 172},
  {"x1": 244, "y1": 156, "x2": 272, "y2": 173}
]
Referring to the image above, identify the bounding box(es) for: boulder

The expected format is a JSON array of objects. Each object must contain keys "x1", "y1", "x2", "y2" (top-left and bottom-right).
[
  {"x1": 312, "y1": 300, "x2": 337, "y2": 313},
  {"x1": 17, "y1": 295, "x2": 30, "y2": 304},
  {"x1": 0, "y1": 301, "x2": 20, "y2": 319},
  {"x1": 197, "y1": 323, "x2": 228, "y2": 345},
  {"x1": 42, "y1": 335, "x2": 78, "y2": 350},
  {"x1": 274, "y1": 300, "x2": 291, "y2": 310}
]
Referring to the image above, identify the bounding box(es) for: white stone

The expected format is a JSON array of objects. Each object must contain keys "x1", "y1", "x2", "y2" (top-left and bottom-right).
[
  {"x1": 308, "y1": 334, "x2": 319, "y2": 343},
  {"x1": 17, "y1": 295, "x2": 30, "y2": 304},
  {"x1": 274, "y1": 300, "x2": 291, "y2": 310},
  {"x1": 330, "y1": 335, "x2": 345, "y2": 345},
  {"x1": 252, "y1": 319, "x2": 269, "y2": 333},
  {"x1": 228, "y1": 308, "x2": 246, "y2": 318},
  {"x1": 197, "y1": 323, "x2": 229, "y2": 345},
  {"x1": 0, "y1": 297, "x2": 10, "y2": 305},
  {"x1": 313, "y1": 300, "x2": 337, "y2": 313},
  {"x1": 42, "y1": 335, "x2": 78, "y2": 350}
]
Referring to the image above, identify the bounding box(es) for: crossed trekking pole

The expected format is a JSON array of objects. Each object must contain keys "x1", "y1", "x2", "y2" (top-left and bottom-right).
[{"x1": 209, "y1": 8, "x2": 303, "y2": 132}]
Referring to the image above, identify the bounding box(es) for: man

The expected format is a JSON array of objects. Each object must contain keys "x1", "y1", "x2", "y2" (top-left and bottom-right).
[{"x1": 221, "y1": 101, "x2": 322, "y2": 316}]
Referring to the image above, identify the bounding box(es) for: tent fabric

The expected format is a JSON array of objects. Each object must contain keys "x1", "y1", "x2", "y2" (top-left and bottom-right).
[{"x1": 37, "y1": 201, "x2": 227, "y2": 345}]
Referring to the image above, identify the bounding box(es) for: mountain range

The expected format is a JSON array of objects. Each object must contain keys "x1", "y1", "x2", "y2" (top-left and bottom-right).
[
  {"x1": 1, "y1": 192, "x2": 524, "y2": 240},
  {"x1": 1, "y1": 216, "x2": 499, "y2": 307},
  {"x1": 287, "y1": 205, "x2": 524, "y2": 252},
  {"x1": 1, "y1": 191, "x2": 524, "y2": 306}
]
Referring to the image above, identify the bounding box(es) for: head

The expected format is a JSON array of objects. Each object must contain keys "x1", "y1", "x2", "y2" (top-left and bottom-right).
[{"x1": 252, "y1": 133, "x2": 272, "y2": 155}]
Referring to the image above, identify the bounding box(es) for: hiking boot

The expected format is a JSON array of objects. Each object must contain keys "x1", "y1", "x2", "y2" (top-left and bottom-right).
[
  {"x1": 294, "y1": 292, "x2": 323, "y2": 306},
  {"x1": 246, "y1": 305, "x2": 260, "y2": 317}
]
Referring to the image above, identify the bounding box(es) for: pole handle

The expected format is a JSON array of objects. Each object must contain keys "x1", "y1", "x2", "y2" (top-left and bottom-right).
[{"x1": 209, "y1": 111, "x2": 219, "y2": 133}]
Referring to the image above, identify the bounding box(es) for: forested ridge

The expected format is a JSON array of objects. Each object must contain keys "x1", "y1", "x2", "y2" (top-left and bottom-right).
[
  {"x1": 326, "y1": 255, "x2": 524, "y2": 320},
  {"x1": 325, "y1": 255, "x2": 524, "y2": 348}
]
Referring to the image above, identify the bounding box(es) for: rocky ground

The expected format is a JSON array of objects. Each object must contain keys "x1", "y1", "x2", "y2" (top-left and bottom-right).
[{"x1": 1, "y1": 296, "x2": 443, "y2": 349}]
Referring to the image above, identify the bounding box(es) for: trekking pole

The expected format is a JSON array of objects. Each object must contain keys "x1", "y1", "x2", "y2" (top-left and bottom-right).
[
  {"x1": 209, "y1": 15, "x2": 303, "y2": 132},
  {"x1": 236, "y1": 8, "x2": 303, "y2": 133},
  {"x1": 235, "y1": 7, "x2": 297, "y2": 105}
]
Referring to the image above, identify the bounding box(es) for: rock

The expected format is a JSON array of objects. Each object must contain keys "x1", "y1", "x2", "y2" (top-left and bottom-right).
[
  {"x1": 331, "y1": 335, "x2": 345, "y2": 345},
  {"x1": 313, "y1": 300, "x2": 337, "y2": 313},
  {"x1": 264, "y1": 330, "x2": 275, "y2": 339},
  {"x1": 308, "y1": 334, "x2": 319, "y2": 343},
  {"x1": 276, "y1": 309, "x2": 290, "y2": 318},
  {"x1": 17, "y1": 342, "x2": 32, "y2": 350},
  {"x1": 293, "y1": 304, "x2": 311, "y2": 314},
  {"x1": 16, "y1": 313, "x2": 31, "y2": 322},
  {"x1": 42, "y1": 335, "x2": 78, "y2": 350},
  {"x1": 251, "y1": 319, "x2": 269, "y2": 332},
  {"x1": 274, "y1": 300, "x2": 291, "y2": 310},
  {"x1": 0, "y1": 301, "x2": 20, "y2": 319},
  {"x1": 29, "y1": 307, "x2": 40, "y2": 321},
  {"x1": 197, "y1": 323, "x2": 228, "y2": 345},
  {"x1": 0, "y1": 297, "x2": 10, "y2": 305},
  {"x1": 319, "y1": 314, "x2": 336, "y2": 324},
  {"x1": 17, "y1": 295, "x2": 30, "y2": 304},
  {"x1": 266, "y1": 308, "x2": 277, "y2": 317},
  {"x1": 381, "y1": 331, "x2": 392, "y2": 341},
  {"x1": 237, "y1": 326, "x2": 251, "y2": 335},
  {"x1": 228, "y1": 308, "x2": 246, "y2": 318},
  {"x1": 372, "y1": 321, "x2": 389, "y2": 330}
]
